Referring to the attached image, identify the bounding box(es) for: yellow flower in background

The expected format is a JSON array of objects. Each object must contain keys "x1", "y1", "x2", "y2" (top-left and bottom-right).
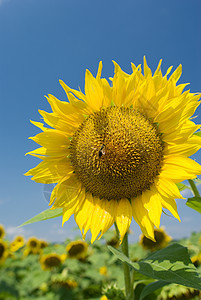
[
  {"x1": 191, "y1": 253, "x2": 201, "y2": 268},
  {"x1": 25, "y1": 237, "x2": 41, "y2": 255},
  {"x1": 158, "y1": 283, "x2": 200, "y2": 300},
  {"x1": 139, "y1": 227, "x2": 172, "y2": 251},
  {"x1": 39, "y1": 240, "x2": 49, "y2": 249},
  {"x1": 0, "y1": 225, "x2": 5, "y2": 239},
  {"x1": 0, "y1": 240, "x2": 8, "y2": 264},
  {"x1": 106, "y1": 236, "x2": 120, "y2": 248},
  {"x1": 40, "y1": 253, "x2": 63, "y2": 270},
  {"x1": 27, "y1": 236, "x2": 39, "y2": 248},
  {"x1": 100, "y1": 296, "x2": 108, "y2": 300},
  {"x1": 99, "y1": 266, "x2": 108, "y2": 276},
  {"x1": 66, "y1": 240, "x2": 88, "y2": 259},
  {"x1": 25, "y1": 58, "x2": 201, "y2": 243},
  {"x1": 60, "y1": 279, "x2": 78, "y2": 289},
  {"x1": 10, "y1": 236, "x2": 25, "y2": 252}
]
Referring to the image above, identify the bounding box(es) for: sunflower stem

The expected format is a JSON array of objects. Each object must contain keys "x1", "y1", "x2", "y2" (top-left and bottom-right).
[
  {"x1": 121, "y1": 232, "x2": 133, "y2": 300},
  {"x1": 188, "y1": 179, "x2": 200, "y2": 197},
  {"x1": 114, "y1": 222, "x2": 120, "y2": 240}
]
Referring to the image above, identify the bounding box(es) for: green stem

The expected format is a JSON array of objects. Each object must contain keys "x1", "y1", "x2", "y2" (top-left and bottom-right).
[
  {"x1": 121, "y1": 232, "x2": 134, "y2": 300},
  {"x1": 114, "y1": 224, "x2": 134, "y2": 299},
  {"x1": 114, "y1": 222, "x2": 120, "y2": 240},
  {"x1": 188, "y1": 179, "x2": 200, "y2": 197}
]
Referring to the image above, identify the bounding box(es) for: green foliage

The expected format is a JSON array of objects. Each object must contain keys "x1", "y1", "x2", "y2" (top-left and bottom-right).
[
  {"x1": 186, "y1": 196, "x2": 201, "y2": 214},
  {"x1": 194, "y1": 131, "x2": 201, "y2": 137},
  {"x1": 0, "y1": 231, "x2": 201, "y2": 299},
  {"x1": 176, "y1": 182, "x2": 190, "y2": 192},
  {"x1": 108, "y1": 243, "x2": 201, "y2": 290},
  {"x1": 19, "y1": 208, "x2": 62, "y2": 226}
]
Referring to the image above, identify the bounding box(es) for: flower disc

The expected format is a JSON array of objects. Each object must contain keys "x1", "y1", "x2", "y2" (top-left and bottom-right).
[{"x1": 70, "y1": 106, "x2": 164, "y2": 200}]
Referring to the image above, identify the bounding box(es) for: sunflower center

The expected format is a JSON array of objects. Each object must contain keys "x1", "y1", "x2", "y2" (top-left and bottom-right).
[
  {"x1": 68, "y1": 244, "x2": 85, "y2": 256},
  {"x1": 45, "y1": 256, "x2": 61, "y2": 267},
  {"x1": 0, "y1": 244, "x2": 5, "y2": 257},
  {"x1": 70, "y1": 106, "x2": 163, "y2": 200}
]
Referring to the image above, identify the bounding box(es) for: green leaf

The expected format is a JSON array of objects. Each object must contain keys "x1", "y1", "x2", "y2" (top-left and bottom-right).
[
  {"x1": 139, "y1": 280, "x2": 169, "y2": 300},
  {"x1": 186, "y1": 196, "x2": 201, "y2": 214},
  {"x1": 19, "y1": 208, "x2": 62, "y2": 226},
  {"x1": 194, "y1": 178, "x2": 201, "y2": 185},
  {"x1": 176, "y1": 182, "x2": 190, "y2": 192},
  {"x1": 194, "y1": 131, "x2": 201, "y2": 137},
  {"x1": 108, "y1": 243, "x2": 201, "y2": 290}
]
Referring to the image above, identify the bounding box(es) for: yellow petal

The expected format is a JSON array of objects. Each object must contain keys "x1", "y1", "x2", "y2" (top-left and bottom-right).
[
  {"x1": 141, "y1": 186, "x2": 162, "y2": 228},
  {"x1": 169, "y1": 64, "x2": 182, "y2": 83},
  {"x1": 62, "y1": 188, "x2": 86, "y2": 225},
  {"x1": 115, "y1": 198, "x2": 132, "y2": 243},
  {"x1": 59, "y1": 80, "x2": 87, "y2": 103},
  {"x1": 143, "y1": 56, "x2": 152, "y2": 77},
  {"x1": 163, "y1": 121, "x2": 200, "y2": 144},
  {"x1": 29, "y1": 130, "x2": 70, "y2": 155},
  {"x1": 24, "y1": 159, "x2": 73, "y2": 184},
  {"x1": 131, "y1": 195, "x2": 155, "y2": 241},
  {"x1": 155, "y1": 177, "x2": 183, "y2": 199},
  {"x1": 160, "y1": 197, "x2": 181, "y2": 221},
  {"x1": 161, "y1": 156, "x2": 201, "y2": 181},
  {"x1": 164, "y1": 142, "x2": 201, "y2": 157},
  {"x1": 85, "y1": 69, "x2": 105, "y2": 111},
  {"x1": 96, "y1": 61, "x2": 103, "y2": 79},
  {"x1": 90, "y1": 198, "x2": 116, "y2": 243},
  {"x1": 52, "y1": 174, "x2": 82, "y2": 208},
  {"x1": 30, "y1": 120, "x2": 48, "y2": 131},
  {"x1": 38, "y1": 109, "x2": 78, "y2": 134},
  {"x1": 74, "y1": 193, "x2": 95, "y2": 237}
]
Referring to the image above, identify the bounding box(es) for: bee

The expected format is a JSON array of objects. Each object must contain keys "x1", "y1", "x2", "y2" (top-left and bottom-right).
[{"x1": 99, "y1": 144, "x2": 106, "y2": 158}]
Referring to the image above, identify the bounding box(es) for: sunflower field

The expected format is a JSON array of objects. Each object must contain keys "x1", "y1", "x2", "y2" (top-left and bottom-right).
[{"x1": 0, "y1": 224, "x2": 201, "y2": 300}]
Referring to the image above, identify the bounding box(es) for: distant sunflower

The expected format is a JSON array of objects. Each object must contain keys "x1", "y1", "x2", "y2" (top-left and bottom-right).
[
  {"x1": 0, "y1": 240, "x2": 8, "y2": 264},
  {"x1": 40, "y1": 253, "x2": 63, "y2": 270},
  {"x1": 66, "y1": 240, "x2": 88, "y2": 259},
  {"x1": 10, "y1": 236, "x2": 25, "y2": 252},
  {"x1": 26, "y1": 237, "x2": 41, "y2": 254},
  {"x1": 191, "y1": 253, "x2": 201, "y2": 268},
  {"x1": 139, "y1": 227, "x2": 172, "y2": 251},
  {"x1": 106, "y1": 236, "x2": 120, "y2": 248},
  {"x1": 25, "y1": 58, "x2": 201, "y2": 243},
  {"x1": 39, "y1": 240, "x2": 48, "y2": 249},
  {"x1": 158, "y1": 283, "x2": 200, "y2": 300},
  {"x1": 0, "y1": 225, "x2": 5, "y2": 239},
  {"x1": 58, "y1": 279, "x2": 78, "y2": 289}
]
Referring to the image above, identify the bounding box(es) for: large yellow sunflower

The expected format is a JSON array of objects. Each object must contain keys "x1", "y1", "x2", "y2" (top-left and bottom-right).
[{"x1": 25, "y1": 58, "x2": 201, "y2": 243}]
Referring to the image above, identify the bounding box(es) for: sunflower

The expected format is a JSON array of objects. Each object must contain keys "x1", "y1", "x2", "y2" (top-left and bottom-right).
[
  {"x1": 0, "y1": 240, "x2": 8, "y2": 264},
  {"x1": 106, "y1": 236, "x2": 120, "y2": 248},
  {"x1": 0, "y1": 225, "x2": 5, "y2": 239},
  {"x1": 10, "y1": 236, "x2": 25, "y2": 252},
  {"x1": 39, "y1": 240, "x2": 49, "y2": 249},
  {"x1": 158, "y1": 283, "x2": 200, "y2": 300},
  {"x1": 191, "y1": 253, "x2": 201, "y2": 268},
  {"x1": 57, "y1": 279, "x2": 78, "y2": 289},
  {"x1": 139, "y1": 227, "x2": 172, "y2": 251},
  {"x1": 40, "y1": 253, "x2": 63, "y2": 270},
  {"x1": 66, "y1": 240, "x2": 88, "y2": 259},
  {"x1": 25, "y1": 58, "x2": 201, "y2": 243},
  {"x1": 25, "y1": 237, "x2": 41, "y2": 255}
]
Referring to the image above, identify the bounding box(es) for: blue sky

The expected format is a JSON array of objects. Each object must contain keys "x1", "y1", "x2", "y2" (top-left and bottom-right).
[{"x1": 0, "y1": 0, "x2": 201, "y2": 243}]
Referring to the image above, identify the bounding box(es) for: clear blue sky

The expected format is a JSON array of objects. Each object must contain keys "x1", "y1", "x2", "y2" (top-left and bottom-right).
[{"x1": 0, "y1": 0, "x2": 201, "y2": 243}]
